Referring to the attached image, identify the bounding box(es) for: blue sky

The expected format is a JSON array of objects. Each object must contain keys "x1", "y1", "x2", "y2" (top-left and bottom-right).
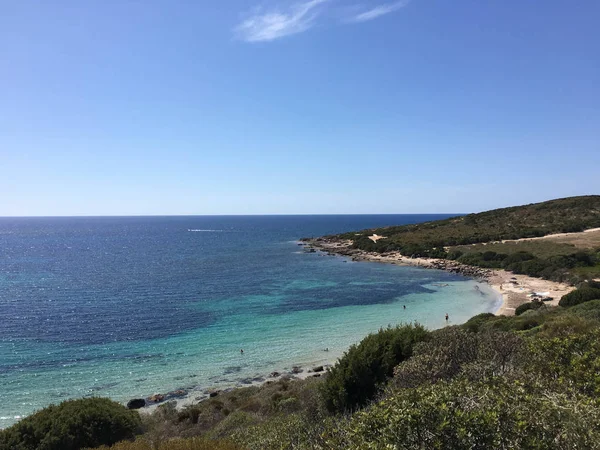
[{"x1": 1, "y1": 0, "x2": 598, "y2": 216}]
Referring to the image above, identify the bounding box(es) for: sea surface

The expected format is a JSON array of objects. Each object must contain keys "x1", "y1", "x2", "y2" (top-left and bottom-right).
[{"x1": 0, "y1": 215, "x2": 500, "y2": 427}]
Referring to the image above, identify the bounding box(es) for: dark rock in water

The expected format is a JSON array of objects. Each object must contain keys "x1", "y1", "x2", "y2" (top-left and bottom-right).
[
  {"x1": 148, "y1": 394, "x2": 165, "y2": 403},
  {"x1": 270, "y1": 371, "x2": 280, "y2": 378},
  {"x1": 127, "y1": 399, "x2": 146, "y2": 409},
  {"x1": 291, "y1": 366, "x2": 303, "y2": 374},
  {"x1": 223, "y1": 366, "x2": 242, "y2": 375},
  {"x1": 209, "y1": 391, "x2": 219, "y2": 398},
  {"x1": 239, "y1": 378, "x2": 253, "y2": 385},
  {"x1": 312, "y1": 374, "x2": 321, "y2": 378},
  {"x1": 252, "y1": 377, "x2": 265, "y2": 382},
  {"x1": 312, "y1": 366, "x2": 324, "y2": 373}
]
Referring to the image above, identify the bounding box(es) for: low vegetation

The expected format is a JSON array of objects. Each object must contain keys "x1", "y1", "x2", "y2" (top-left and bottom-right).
[
  {"x1": 332, "y1": 196, "x2": 600, "y2": 283},
  {"x1": 340, "y1": 196, "x2": 600, "y2": 253},
  {"x1": 449, "y1": 247, "x2": 600, "y2": 283},
  {"x1": 559, "y1": 281, "x2": 600, "y2": 307},
  {"x1": 4, "y1": 283, "x2": 600, "y2": 449},
  {"x1": 320, "y1": 323, "x2": 429, "y2": 413},
  {"x1": 0, "y1": 398, "x2": 141, "y2": 450}
]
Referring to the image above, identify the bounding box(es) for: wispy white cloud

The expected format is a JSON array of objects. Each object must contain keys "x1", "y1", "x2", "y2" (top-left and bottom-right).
[
  {"x1": 350, "y1": 0, "x2": 411, "y2": 23},
  {"x1": 235, "y1": 0, "x2": 330, "y2": 42}
]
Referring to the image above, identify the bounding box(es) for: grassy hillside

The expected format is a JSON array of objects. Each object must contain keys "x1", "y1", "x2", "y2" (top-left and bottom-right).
[
  {"x1": 338, "y1": 196, "x2": 600, "y2": 255},
  {"x1": 331, "y1": 196, "x2": 600, "y2": 283}
]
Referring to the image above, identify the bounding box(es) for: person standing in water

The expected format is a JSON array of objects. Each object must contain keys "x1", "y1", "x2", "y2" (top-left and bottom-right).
[{"x1": 445, "y1": 313, "x2": 449, "y2": 322}]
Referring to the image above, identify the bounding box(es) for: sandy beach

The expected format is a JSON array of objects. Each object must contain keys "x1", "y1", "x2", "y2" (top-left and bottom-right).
[{"x1": 304, "y1": 238, "x2": 576, "y2": 316}]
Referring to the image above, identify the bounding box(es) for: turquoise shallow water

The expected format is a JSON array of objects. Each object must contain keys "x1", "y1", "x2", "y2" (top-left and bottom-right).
[{"x1": 0, "y1": 216, "x2": 500, "y2": 427}]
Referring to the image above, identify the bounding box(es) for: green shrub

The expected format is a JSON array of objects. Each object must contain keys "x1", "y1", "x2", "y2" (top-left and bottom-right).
[
  {"x1": 393, "y1": 328, "x2": 478, "y2": 388},
  {"x1": 559, "y1": 287, "x2": 600, "y2": 307},
  {"x1": 569, "y1": 299, "x2": 600, "y2": 322},
  {"x1": 393, "y1": 328, "x2": 523, "y2": 388},
  {"x1": 91, "y1": 437, "x2": 241, "y2": 450},
  {"x1": 526, "y1": 328, "x2": 600, "y2": 396},
  {"x1": 515, "y1": 301, "x2": 543, "y2": 316},
  {"x1": 462, "y1": 313, "x2": 496, "y2": 332},
  {"x1": 230, "y1": 414, "x2": 326, "y2": 450},
  {"x1": 321, "y1": 324, "x2": 429, "y2": 413},
  {"x1": 447, "y1": 250, "x2": 464, "y2": 260},
  {"x1": 326, "y1": 379, "x2": 600, "y2": 449},
  {"x1": 0, "y1": 398, "x2": 141, "y2": 450}
]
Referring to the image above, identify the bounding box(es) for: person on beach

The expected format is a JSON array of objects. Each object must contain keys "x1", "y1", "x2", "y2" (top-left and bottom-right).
[{"x1": 445, "y1": 313, "x2": 449, "y2": 322}]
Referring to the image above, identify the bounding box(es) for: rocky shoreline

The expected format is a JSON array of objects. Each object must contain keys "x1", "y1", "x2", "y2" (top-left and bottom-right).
[
  {"x1": 126, "y1": 362, "x2": 332, "y2": 411},
  {"x1": 300, "y1": 237, "x2": 493, "y2": 281}
]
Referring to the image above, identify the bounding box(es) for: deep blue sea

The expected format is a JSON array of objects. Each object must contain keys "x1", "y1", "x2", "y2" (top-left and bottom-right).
[{"x1": 0, "y1": 215, "x2": 500, "y2": 427}]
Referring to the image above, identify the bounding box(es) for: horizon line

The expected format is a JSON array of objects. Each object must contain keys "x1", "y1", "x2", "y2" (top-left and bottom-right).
[{"x1": 0, "y1": 212, "x2": 467, "y2": 219}]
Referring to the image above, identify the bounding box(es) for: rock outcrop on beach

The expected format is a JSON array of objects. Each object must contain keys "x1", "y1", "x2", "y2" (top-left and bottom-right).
[{"x1": 126, "y1": 398, "x2": 146, "y2": 409}]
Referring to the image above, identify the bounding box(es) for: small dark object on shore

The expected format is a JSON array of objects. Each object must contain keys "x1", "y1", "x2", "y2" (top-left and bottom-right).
[
  {"x1": 270, "y1": 371, "x2": 280, "y2": 378},
  {"x1": 209, "y1": 391, "x2": 219, "y2": 398},
  {"x1": 312, "y1": 366, "x2": 324, "y2": 373},
  {"x1": 148, "y1": 394, "x2": 165, "y2": 403},
  {"x1": 167, "y1": 390, "x2": 187, "y2": 398},
  {"x1": 127, "y1": 398, "x2": 146, "y2": 409}
]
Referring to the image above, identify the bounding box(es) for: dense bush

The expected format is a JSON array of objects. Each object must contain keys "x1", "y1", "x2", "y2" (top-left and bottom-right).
[
  {"x1": 91, "y1": 437, "x2": 241, "y2": 450},
  {"x1": 515, "y1": 301, "x2": 543, "y2": 316},
  {"x1": 393, "y1": 328, "x2": 523, "y2": 388},
  {"x1": 321, "y1": 324, "x2": 429, "y2": 413},
  {"x1": 0, "y1": 398, "x2": 141, "y2": 450},
  {"x1": 559, "y1": 286, "x2": 600, "y2": 307},
  {"x1": 451, "y1": 248, "x2": 598, "y2": 283},
  {"x1": 526, "y1": 328, "x2": 600, "y2": 397},
  {"x1": 569, "y1": 299, "x2": 600, "y2": 322},
  {"x1": 462, "y1": 313, "x2": 496, "y2": 332},
  {"x1": 230, "y1": 414, "x2": 327, "y2": 450},
  {"x1": 326, "y1": 379, "x2": 600, "y2": 449}
]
